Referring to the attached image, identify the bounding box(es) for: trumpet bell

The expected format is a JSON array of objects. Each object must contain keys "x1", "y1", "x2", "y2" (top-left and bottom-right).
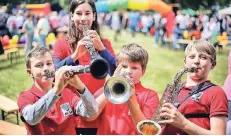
[
  {"x1": 104, "y1": 77, "x2": 131, "y2": 104},
  {"x1": 136, "y1": 120, "x2": 161, "y2": 135}
]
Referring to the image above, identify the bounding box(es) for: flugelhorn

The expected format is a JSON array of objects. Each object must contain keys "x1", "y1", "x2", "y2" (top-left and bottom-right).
[
  {"x1": 82, "y1": 24, "x2": 109, "y2": 79},
  {"x1": 136, "y1": 67, "x2": 196, "y2": 135},
  {"x1": 104, "y1": 76, "x2": 132, "y2": 104}
]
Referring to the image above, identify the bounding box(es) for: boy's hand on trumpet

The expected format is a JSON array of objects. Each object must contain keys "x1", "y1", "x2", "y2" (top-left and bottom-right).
[
  {"x1": 54, "y1": 66, "x2": 73, "y2": 95},
  {"x1": 69, "y1": 75, "x2": 85, "y2": 94}
]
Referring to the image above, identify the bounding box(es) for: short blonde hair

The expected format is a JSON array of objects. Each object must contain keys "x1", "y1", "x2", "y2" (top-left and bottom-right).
[
  {"x1": 185, "y1": 40, "x2": 216, "y2": 66},
  {"x1": 116, "y1": 43, "x2": 149, "y2": 72}
]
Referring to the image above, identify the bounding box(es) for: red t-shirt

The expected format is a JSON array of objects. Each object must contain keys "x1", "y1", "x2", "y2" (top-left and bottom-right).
[
  {"x1": 161, "y1": 81, "x2": 228, "y2": 135},
  {"x1": 17, "y1": 85, "x2": 80, "y2": 135},
  {"x1": 53, "y1": 38, "x2": 115, "y2": 128},
  {"x1": 96, "y1": 82, "x2": 159, "y2": 135}
]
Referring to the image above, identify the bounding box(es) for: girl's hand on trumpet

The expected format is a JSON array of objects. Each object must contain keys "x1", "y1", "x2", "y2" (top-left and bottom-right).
[
  {"x1": 87, "y1": 30, "x2": 105, "y2": 51},
  {"x1": 71, "y1": 37, "x2": 90, "y2": 61}
]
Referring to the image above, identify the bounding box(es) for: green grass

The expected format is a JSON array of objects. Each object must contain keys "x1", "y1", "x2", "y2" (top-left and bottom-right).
[{"x1": 0, "y1": 28, "x2": 230, "y2": 125}]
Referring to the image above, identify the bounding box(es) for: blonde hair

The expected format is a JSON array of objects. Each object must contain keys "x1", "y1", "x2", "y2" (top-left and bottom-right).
[
  {"x1": 185, "y1": 40, "x2": 216, "y2": 66},
  {"x1": 116, "y1": 43, "x2": 149, "y2": 72},
  {"x1": 26, "y1": 47, "x2": 52, "y2": 68}
]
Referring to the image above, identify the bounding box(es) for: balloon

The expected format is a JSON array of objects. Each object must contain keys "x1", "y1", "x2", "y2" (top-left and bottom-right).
[
  {"x1": 2, "y1": 35, "x2": 9, "y2": 46},
  {"x1": 46, "y1": 33, "x2": 56, "y2": 45},
  {"x1": 183, "y1": 30, "x2": 189, "y2": 39},
  {"x1": 149, "y1": 0, "x2": 172, "y2": 15},
  {"x1": 96, "y1": 0, "x2": 109, "y2": 13},
  {"x1": 108, "y1": 0, "x2": 128, "y2": 11},
  {"x1": 128, "y1": 0, "x2": 150, "y2": 10},
  {"x1": 12, "y1": 35, "x2": 19, "y2": 44}
]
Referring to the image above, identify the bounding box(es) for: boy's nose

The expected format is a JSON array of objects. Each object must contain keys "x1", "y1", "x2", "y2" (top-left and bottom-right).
[
  {"x1": 193, "y1": 56, "x2": 200, "y2": 65},
  {"x1": 125, "y1": 68, "x2": 132, "y2": 75}
]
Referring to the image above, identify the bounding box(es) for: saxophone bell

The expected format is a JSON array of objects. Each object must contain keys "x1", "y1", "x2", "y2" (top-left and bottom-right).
[{"x1": 137, "y1": 120, "x2": 161, "y2": 135}]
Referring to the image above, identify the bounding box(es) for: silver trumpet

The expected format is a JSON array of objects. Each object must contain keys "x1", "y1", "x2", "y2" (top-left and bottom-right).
[
  {"x1": 104, "y1": 76, "x2": 132, "y2": 104},
  {"x1": 82, "y1": 24, "x2": 109, "y2": 79}
]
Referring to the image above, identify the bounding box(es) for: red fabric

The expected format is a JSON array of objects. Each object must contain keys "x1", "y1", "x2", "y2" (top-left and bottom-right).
[
  {"x1": 53, "y1": 38, "x2": 115, "y2": 128},
  {"x1": 161, "y1": 81, "x2": 228, "y2": 135},
  {"x1": 17, "y1": 85, "x2": 80, "y2": 135},
  {"x1": 96, "y1": 82, "x2": 159, "y2": 135}
]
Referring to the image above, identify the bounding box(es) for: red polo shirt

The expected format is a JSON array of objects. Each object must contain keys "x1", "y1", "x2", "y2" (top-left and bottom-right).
[
  {"x1": 17, "y1": 85, "x2": 80, "y2": 135},
  {"x1": 161, "y1": 81, "x2": 228, "y2": 135},
  {"x1": 53, "y1": 38, "x2": 115, "y2": 128},
  {"x1": 96, "y1": 82, "x2": 159, "y2": 135}
]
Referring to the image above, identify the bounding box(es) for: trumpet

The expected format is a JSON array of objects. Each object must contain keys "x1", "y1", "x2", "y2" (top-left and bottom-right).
[
  {"x1": 136, "y1": 67, "x2": 196, "y2": 135},
  {"x1": 104, "y1": 76, "x2": 132, "y2": 104},
  {"x1": 82, "y1": 24, "x2": 109, "y2": 79}
]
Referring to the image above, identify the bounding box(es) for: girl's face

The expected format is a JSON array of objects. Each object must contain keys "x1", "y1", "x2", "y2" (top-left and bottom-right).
[
  {"x1": 184, "y1": 48, "x2": 214, "y2": 81},
  {"x1": 71, "y1": 2, "x2": 96, "y2": 32}
]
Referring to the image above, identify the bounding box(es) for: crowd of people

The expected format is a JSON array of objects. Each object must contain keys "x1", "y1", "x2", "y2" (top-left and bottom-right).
[
  {"x1": 0, "y1": 0, "x2": 230, "y2": 135},
  {"x1": 98, "y1": 8, "x2": 231, "y2": 50}
]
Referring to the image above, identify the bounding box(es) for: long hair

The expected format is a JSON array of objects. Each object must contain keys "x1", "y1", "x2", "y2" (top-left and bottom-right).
[{"x1": 68, "y1": 0, "x2": 101, "y2": 51}]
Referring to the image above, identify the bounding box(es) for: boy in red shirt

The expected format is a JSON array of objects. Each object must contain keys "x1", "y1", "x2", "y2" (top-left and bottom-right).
[
  {"x1": 17, "y1": 47, "x2": 99, "y2": 135},
  {"x1": 160, "y1": 40, "x2": 228, "y2": 135},
  {"x1": 86, "y1": 43, "x2": 159, "y2": 134}
]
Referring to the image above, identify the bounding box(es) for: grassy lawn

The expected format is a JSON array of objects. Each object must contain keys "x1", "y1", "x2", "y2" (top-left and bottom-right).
[{"x1": 0, "y1": 27, "x2": 230, "y2": 124}]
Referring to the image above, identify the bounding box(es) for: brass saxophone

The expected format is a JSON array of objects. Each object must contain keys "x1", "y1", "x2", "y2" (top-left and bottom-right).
[
  {"x1": 81, "y1": 24, "x2": 109, "y2": 79},
  {"x1": 136, "y1": 67, "x2": 196, "y2": 135}
]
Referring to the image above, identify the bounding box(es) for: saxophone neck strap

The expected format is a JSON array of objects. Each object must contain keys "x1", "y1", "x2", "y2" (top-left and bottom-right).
[{"x1": 174, "y1": 81, "x2": 216, "y2": 109}]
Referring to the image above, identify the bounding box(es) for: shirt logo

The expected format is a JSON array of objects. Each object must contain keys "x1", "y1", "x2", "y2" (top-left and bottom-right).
[
  {"x1": 191, "y1": 92, "x2": 203, "y2": 102},
  {"x1": 60, "y1": 102, "x2": 73, "y2": 117}
]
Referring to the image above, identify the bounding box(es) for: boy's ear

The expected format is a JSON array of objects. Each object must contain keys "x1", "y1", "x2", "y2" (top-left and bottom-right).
[
  {"x1": 27, "y1": 68, "x2": 33, "y2": 78},
  {"x1": 142, "y1": 69, "x2": 146, "y2": 76},
  {"x1": 211, "y1": 62, "x2": 216, "y2": 69}
]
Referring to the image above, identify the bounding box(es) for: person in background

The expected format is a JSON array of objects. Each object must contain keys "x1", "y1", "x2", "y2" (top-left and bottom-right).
[
  {"x1": 37, "y1": 13, "x2": 50, "y2": 47},
  {"x1": 22, "y1": 13, "x2": 34, "y2": 56}
]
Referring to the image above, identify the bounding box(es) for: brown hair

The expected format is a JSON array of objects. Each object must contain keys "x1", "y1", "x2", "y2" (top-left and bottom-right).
[
  {"x1": 116, "y1": 43, "x2": 149, "y2": 72},
  {"x1": 68, "y1": 0, "x2": 100, "y2": 50},
  {"x1": 25, "y1": 47, "x2": 52, "y2": 68},
  {"x1": 185, "y1": 39, "x2": 216, "y2": 66}
]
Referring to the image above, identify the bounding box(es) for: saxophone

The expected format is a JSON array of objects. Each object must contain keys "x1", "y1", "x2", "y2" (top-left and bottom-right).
[
  {"x1": 136, "y1": 67, "x2": 196, "y2": 135},
  {"x1": 81, "y1": 24, "x2": 109, "y2": 79}
]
